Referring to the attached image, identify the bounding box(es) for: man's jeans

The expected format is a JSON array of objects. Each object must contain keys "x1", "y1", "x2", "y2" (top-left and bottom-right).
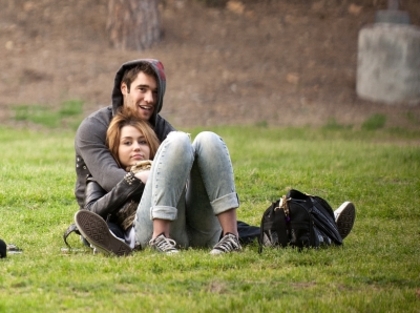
[{"x1": 133, "y1": 131, "x2": 239, "y2": 248}]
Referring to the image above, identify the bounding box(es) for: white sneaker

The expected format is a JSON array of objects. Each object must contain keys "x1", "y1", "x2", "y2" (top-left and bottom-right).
[
  {"x1": 149, "y1": 233, "x2": 179, "y2": 254},
  {"x1": 210, "y1": 233, "x2": 242, "y2": 255},
  {"x1": 334, "y1": 202, "x2": 356, "y2": 240}
]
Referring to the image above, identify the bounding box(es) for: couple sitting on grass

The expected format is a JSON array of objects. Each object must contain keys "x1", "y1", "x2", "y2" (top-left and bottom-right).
[{"x1": 73, "y1": 59, "x2": 356, "y2": 256}]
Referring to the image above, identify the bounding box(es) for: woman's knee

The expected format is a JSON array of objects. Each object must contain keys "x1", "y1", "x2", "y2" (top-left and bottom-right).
[
  {"x1": 165, "y1": 131, "x2": 193, "y2": 158},
  {"x1": 193, "y1": 131, "x2": 226, "y2": 155},
  {"x1": 194, "y1": 131, "x2": 218, "y2": 144},
  {"x1": 166, "y1": 130, "x2": 189, "y2": 141}
]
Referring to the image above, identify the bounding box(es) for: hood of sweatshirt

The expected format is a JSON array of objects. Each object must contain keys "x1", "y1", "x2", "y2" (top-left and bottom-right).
[{"x1": 111, "y1": 59, "x2": 166, "y2": 125}]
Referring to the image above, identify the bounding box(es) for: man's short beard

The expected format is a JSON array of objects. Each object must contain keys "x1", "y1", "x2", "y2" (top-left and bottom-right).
[{"x1": 121, "y1": 104, "x2": 139, "y2": 118}]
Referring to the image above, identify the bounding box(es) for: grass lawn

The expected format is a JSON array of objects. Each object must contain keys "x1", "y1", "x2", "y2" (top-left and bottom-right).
[{"x1": 0, "y1": 123, "x2": 419, "y2": 312}]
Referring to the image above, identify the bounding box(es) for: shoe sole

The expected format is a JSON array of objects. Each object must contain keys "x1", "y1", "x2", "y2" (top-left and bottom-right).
[
  {"x1": 336, "y1": 202, "x2": 356, "y2": 240},
  {"x1": 210, "y1": 248, "x2": 241, "y2": 255},
  {"x1": 74, "y1": 210, "x2": 132, "y2": 257}
]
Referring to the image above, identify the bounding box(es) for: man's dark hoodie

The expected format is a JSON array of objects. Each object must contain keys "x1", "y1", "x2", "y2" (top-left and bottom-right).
[{"x1": 74, "y1": 59, "x2": 175, "y2": 209}]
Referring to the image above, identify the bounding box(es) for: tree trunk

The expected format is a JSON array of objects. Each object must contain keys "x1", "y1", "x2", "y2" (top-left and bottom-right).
[{"x1": 107, "y1": 0, "x2": 161, "y2": 51}]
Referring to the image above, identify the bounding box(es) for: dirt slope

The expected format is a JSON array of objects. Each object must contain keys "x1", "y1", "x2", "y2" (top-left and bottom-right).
[{"x1": 1, "y1": 0, "x2": 419, "y2": 129}]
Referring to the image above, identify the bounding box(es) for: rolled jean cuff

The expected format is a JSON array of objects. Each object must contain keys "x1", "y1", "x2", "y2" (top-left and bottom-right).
[
  {"x1": 150, "y1": 206, "x2": 178, "y2": 221},
  {"x1": 211, "y1": 192, "x2": 240, "y2": 215}
]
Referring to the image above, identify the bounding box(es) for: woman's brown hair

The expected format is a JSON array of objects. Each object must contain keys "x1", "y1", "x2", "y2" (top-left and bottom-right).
[{"x1": 107, "y1": 110, "x2": 160, "y2": 168}]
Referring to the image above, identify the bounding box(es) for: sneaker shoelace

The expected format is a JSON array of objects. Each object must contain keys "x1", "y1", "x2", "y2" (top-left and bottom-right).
[
  {"x1": 151, "y1": 234, "x2": 178, "y2": 253},
  {"x1": 213, "y1": 233, "x2": 240, "y2": 253}
]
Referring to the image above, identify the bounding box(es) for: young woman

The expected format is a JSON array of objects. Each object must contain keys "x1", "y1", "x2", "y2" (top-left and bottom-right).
[
  {"x1": 75, "y1": 109, "x2": 242, "y2": 255},
  {"x1": 74, "y1": 110, "x2": 160, "y2": 255}
]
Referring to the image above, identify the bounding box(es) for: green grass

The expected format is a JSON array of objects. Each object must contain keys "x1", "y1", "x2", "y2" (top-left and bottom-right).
[
  {"x1": 0, "y1": 124, "x2": 419, "y2": 312},
  {"x1": 11, "y1": 100, "x2": 84, "y2": 130},
  {"x1": 361, "y1": 114, "x2": 387, "y2": 131}
]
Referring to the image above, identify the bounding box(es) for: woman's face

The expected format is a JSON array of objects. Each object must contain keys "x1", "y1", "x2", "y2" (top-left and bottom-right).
[{"x1": 118, "y1": 125, "x2": 151, "y2": 168}]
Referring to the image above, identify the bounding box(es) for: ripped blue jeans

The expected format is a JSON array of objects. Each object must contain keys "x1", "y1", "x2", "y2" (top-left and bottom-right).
[{"x1": 133, "y1": 131, "x2": 239, "y2": 248}]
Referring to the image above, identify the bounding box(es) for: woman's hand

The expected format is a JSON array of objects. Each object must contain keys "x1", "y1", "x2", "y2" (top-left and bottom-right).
[{"x1": 134, "y1": 170, "x2": 150, "y2": 184}]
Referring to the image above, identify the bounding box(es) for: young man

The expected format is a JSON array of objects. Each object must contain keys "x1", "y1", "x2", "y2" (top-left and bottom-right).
[
  {"x1": 74, "y1": 60, "x2": 174, "y2": 210},
  {"x1": 73, "y1": 59, "x2": 248, "y2": 255},
  {"x1": 72, "y1": 59, "x2": 355, "y2": 255}
]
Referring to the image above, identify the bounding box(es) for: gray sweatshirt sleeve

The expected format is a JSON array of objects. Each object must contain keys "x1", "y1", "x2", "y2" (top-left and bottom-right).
[{"x1": 75, "y1": 111, "x2": 125, "y2": 192}]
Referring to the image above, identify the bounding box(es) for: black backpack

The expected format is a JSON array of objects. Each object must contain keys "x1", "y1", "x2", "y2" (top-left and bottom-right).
[{"x1": 258, "y1": 189, "x2": 343, "y2": 252}]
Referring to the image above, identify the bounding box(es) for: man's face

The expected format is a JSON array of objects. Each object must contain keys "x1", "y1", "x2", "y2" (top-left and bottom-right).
[{"x1": 121, "y1": 72, "x2": 158, "y2": 121}]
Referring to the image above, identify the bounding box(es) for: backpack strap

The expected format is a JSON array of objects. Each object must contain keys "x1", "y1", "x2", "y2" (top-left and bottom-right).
[
  {"x1": 258, "y1": 198, "x2": 289, "y2": 253},
  {"x1": 63, "y1": 223, "x2": 81, "y2": 249},
  {"x1": 258, "y1": 208, "x2": 267, "y2": 253},
  {"x1": 275, "y1": 197, "x2": 289, "y2": 246}
]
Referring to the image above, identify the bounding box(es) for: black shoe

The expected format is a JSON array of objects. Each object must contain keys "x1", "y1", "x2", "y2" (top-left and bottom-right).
[
  {"x1": 335, "y1": 202, "x2": 356, "y2": 240},
  {"x1": 0, "y1": 239, "x2": 6, "y2": 258},
  {"x1": 74, "y1": 210, "x2": 132, "y2": 256}
]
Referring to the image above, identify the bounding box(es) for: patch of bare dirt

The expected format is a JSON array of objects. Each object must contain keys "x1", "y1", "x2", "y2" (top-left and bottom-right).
[{"x1": 0, "y1": 0, "x2": 419, "y2": 129}]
